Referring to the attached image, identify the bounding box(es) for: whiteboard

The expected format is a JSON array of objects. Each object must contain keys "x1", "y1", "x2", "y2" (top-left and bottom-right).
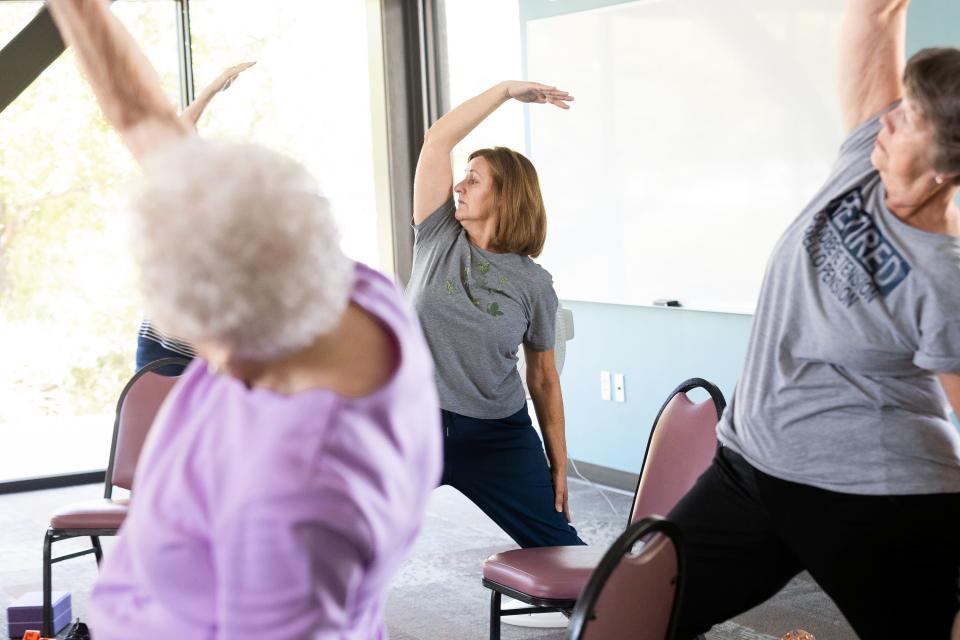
[{"x1": 524, "y1": 0, "x2": 845, "y2": 313}]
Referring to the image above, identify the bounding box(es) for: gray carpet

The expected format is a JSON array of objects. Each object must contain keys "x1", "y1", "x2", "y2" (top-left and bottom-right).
[{"x1": 0, "y1": 481, "x2": 857, "y2": 639}]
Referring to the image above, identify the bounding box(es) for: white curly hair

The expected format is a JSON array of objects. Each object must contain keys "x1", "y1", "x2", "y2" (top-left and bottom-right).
[{"x1": 130, "y1": 137, "x2": 354, "y2": 361}]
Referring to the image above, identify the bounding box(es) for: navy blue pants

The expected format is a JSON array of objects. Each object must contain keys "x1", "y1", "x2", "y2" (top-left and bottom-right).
[
  {"x1": 136, "y1": 333, "x2": 191, "y2": 376},
  {"x1": 440, "y1": 404, "x2": 584, "y2": 548}
]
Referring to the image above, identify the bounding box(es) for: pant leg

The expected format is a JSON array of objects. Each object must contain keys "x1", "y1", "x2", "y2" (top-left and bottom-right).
[
  {"x1": 136, "y1": 330, "x2": 190, "y2": 376},
  {"x1": 667, "y1": 446, "x2": 803, "y2": 640},
  {"x1": 763, "y1": 475, "x2": 960, "y2": 640},
  {"x1": 441, "y1": 406, "x2": 585, "y2": 548}
]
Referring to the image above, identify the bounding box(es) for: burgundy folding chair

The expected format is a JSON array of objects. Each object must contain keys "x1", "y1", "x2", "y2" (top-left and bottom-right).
[
  {"x1": 567, "y1": 516, "x2": 684, "y2": 640},
  {"x1": 482, "y1": 378, "x2": 725, "y2": 640},
  {"x1": 41, "y1": 357, "x2": 189, "y2": 636}
]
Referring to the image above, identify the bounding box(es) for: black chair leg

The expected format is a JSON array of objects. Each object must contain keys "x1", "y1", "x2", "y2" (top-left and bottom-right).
[
  {"x1": 42, "y1": 529, "x2": 54, "y2": 637},
  {"x1": 490, "y1": 590, "x2": 501, "y2": 640},
  {"x1": 91, "y1": 535, "x2": 103, "y2": 564}
]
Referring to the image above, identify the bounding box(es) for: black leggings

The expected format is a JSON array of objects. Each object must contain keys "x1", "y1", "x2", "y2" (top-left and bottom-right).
[{"x1": 668, "y1": 445, "x2": 960, "y2": 640}]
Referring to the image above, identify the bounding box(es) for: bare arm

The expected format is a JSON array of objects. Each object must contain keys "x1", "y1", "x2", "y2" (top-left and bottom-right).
[
  {"x1": 838, "y1": 0, "x2": 910, "y2": 133},
  {"x1": 46, "y1": 0, "x2": 191, "y2": 163},
  {"x1": 525, "y1": 346, "x2": 571, "y2": 521},
  {"x1": 938, "y1": 372, "x2": 960, "y2": 421},
  {"x1": 180, "y1": 62, "x2": 256, "y2": 129},
  {"x1": 413, "y1": 81, "x2": 572, "y2": 225}
]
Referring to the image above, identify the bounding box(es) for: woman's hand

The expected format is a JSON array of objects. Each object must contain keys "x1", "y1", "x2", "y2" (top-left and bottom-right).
[
  {"x1": 180, "y1": 62, "x2": 256, "y2": 130},
  {"x1": 209, "y1": 61, "x2": 257, "y2": 94},
  {"x1": 504, "y1": 81, "x2": 574, "y2": 109}
]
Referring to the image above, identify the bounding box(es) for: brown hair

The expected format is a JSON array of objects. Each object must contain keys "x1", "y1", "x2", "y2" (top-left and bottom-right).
[
  {"x1": 904, "y1": 48, "x2": 960, "y2": 185},
  {"x1": 468, "y1": 147, "x2": 547, "y2": 257}
]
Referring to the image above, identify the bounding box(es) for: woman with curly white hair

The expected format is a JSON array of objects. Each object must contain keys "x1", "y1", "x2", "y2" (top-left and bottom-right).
[{"x1": 47, "y1": 1, "x2": 442, "y2": 638}]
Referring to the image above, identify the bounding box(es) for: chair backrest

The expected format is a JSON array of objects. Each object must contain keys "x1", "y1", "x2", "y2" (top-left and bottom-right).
[
  {"x1": 104, "y1": 357, "x2": 190, "y2": 497},
  {"x1": 630, "y1": 378, "x2": 726, "y2": 525},
  {"x1": 567, "y1": 516, "x2": 684, "y2": 640}
]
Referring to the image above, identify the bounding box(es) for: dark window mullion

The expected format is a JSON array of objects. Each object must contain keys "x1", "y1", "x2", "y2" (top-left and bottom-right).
[{"x1": 174, "y1": 0, "x2": 194, "y2": 110}]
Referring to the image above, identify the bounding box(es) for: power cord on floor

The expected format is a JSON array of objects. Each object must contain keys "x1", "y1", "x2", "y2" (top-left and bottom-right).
[{"x1": 568, "y1": 456, "x2": 629, "y2": 520}]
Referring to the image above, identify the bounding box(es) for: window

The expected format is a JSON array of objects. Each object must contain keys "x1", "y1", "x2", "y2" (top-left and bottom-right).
[
  {"x1": 1, "y1": 1, "x2": 393, "y2": 486},
  {"x1": 187, "y1": 0, "x2": 389, "y2": 270},
  {"x1": 0, "y1": 1, "x2": 42, "y2": 48},
  {"x1": 0, "y1": 2, "x2": 180, "y2": 483}
]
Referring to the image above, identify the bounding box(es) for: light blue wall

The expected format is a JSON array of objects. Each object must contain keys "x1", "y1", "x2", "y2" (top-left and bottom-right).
[
  {"x1": 557, "y1": 2, "x2": 960, "y2": 475},
  {"x1": 560, "y1": 302, "x2": 751, "y2": 474}
]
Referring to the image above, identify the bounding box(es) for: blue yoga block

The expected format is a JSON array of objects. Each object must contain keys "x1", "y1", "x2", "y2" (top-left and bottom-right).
[{"x1": 6, "y1": 591, "x2": 71, "y2": 638}]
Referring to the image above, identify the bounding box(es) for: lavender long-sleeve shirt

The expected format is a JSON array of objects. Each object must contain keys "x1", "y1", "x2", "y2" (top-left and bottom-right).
[{"x1": 89, "y1": 263, "x2": 442, "y2": 639}]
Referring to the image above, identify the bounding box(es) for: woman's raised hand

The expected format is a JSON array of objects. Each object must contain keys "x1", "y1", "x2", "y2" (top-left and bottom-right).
[
  {"x1": 211, "y1": 61, "x2": 256, "y2": 94},
  {"x1": 504, "y1": 81, "x2": 573, "y2": 109}
]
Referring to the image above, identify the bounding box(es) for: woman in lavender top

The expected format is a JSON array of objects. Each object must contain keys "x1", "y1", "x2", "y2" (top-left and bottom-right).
[{"x1": 47, "y1": 1, "x2": 442, "y2": 638}]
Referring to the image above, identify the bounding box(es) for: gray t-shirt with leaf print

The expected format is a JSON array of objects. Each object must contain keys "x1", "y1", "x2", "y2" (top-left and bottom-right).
[
  {"x1": 717, "y1": 105, "x2": 960, "y2": 495},
  {"x1": 406, "y1": 199, "x2": 558, "y2": 419}
]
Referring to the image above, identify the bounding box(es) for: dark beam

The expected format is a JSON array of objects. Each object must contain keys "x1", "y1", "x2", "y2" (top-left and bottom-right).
[{"x1": 0, "y1": 6, "x2": 65, "y2": 114}]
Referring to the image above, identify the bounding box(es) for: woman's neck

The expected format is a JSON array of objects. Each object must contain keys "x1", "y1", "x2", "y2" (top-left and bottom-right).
[
  {"x1": 460, "y1": 218, "x2": 499, "y2": 252},
  {"x1": 227, "y1": 303, "x2": 397, "y2": 397},
  {"x1": 886, "y1": 184, "x2": 960, "y2": 237}
]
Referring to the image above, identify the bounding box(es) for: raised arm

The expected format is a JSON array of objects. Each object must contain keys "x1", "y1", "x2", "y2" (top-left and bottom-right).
[
  {"x1": 179, "y1": 62, "x2": 256, "y2": 130},
  {"x1": 46, "y1": 0, "x2": 191, "y2": 163},
  {"x1": 413, "y1": 80, "x2": 572, "y2": 225},
  {"x1": 838, "y1": 0, "x2": 910, "y2": 133}
]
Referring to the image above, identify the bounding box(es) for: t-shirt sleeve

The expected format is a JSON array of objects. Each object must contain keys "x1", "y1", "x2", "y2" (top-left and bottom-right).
[
  {"x1": 413, "y1": 199, "x2": 459, "y2": 248},
  {"x1": 523, "y1": 277, "x2": 559, "y2": 352},
  {"x1": 914, "y1": 320, "x2": 960, "y2": 374}
]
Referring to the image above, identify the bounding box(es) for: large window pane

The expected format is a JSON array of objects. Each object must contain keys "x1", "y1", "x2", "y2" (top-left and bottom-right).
[
  {"x1": 0, "y1": 1, "x2": 42, "y2": 49},
  {"x1": 0, "y1": 1, "x2": 180, "y2": 483},
  {"x1": 187, "y1": 1, "x2": 387, "y2": 270}
]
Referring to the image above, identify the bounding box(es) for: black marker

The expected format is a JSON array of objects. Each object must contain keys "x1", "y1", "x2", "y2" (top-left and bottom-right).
[{"x1": 653, "y1": 299, "x2": 682, "y2": 307}]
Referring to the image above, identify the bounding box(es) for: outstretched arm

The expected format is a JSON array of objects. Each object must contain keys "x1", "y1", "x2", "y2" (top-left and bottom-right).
[
  {"x1": 180, "y1": 62, "x2": 256, "y2": 129},
  {"x1": 46, "y1": 0, "x2": 191, "y2": 163},
  {"x1": 838, "y1": 0, "x2": 910, "y2": 133},
  {"x1": 413, "y1": 81, "x2": 572, "y2": 225}
]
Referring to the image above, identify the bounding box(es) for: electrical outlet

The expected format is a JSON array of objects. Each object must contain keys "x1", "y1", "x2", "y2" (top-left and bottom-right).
[
  {"x1": 614, "y1": 373, "x2": 625, "y2": 402},
  {"x1": 600, "y1": 371, "x2": 611, "y2": 401}
]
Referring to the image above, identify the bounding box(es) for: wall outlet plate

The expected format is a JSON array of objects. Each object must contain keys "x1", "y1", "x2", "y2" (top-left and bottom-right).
[{"x1": 614, "y1": 373, "x2": 625, "y2": 402}]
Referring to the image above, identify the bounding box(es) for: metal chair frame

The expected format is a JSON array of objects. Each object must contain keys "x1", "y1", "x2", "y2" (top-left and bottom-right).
[
  {"x1": 41, "y1": 357, "x2": 189, "y2": 635},
  {"x1": 567, "y1": 516, "x2": 685, "y2": 640},
  {"x1": 482, "y1": 377, "x2": 725, "y2": 639}
]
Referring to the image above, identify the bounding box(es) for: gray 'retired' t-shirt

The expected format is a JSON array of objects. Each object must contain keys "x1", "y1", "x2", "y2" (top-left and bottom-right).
[
  {"x1": 406, "y1": 199, "x2": 558, "y2": 419},
  {"x1": 717, "y1": 105, "x2": 960, "y2": 495}
]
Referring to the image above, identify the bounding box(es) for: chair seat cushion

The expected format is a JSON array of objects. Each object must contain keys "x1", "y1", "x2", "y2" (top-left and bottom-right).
[
  {"x1": 50, "y1": 498, "x2": 129, "y2": 529},
  {"x1": 483, "y1": 546, "x2": 607, "y2": 600}
]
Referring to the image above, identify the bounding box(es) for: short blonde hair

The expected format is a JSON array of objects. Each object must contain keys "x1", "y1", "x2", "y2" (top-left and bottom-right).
[
  {"x1": 468, "y1": 147, "x2": 547, "y2": 257},
  {"x1": 131, "y1": 137, "x2": 354, "y2": 361}
]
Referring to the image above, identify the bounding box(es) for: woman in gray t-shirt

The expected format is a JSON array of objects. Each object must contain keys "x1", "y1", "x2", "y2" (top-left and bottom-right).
[
  {"x1": 668, "y1": 2, "x2": 960, "y2": 638},
  {"x1": 407, "y1": 81, "x2": 585, "y2": 548}
]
